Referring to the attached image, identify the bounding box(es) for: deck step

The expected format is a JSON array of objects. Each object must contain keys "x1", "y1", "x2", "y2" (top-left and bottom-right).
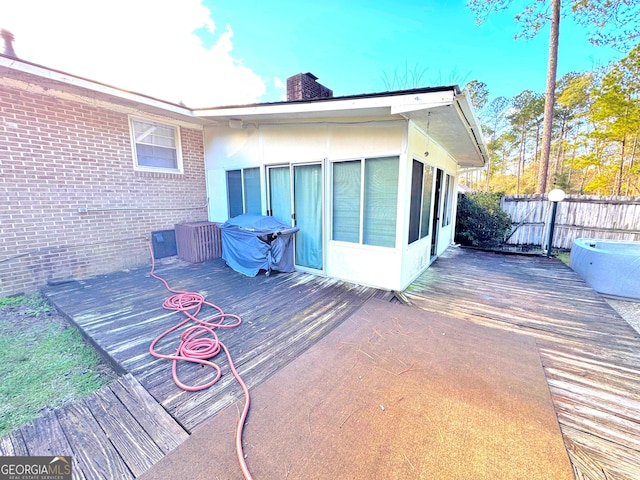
[{"x1": 0, "y1": 374, "x2": 189, "y2": 480}]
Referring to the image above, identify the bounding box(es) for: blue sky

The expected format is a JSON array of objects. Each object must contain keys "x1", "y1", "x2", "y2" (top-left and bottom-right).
[
  {"x1": 0, "y1": 0, "x2": 623, "y2": 107},
  {"x1": 204, "y1": 0, "x2": 620, "y2": 102}
]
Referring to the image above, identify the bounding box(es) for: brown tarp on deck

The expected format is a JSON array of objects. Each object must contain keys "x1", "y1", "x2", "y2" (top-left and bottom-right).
[{"x1": 140, "y1": 298, "x2": 573, "y2": 480}]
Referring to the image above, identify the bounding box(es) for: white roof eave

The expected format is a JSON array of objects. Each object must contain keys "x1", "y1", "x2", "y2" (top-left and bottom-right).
[
  {"x1": 194, "y1": 89, "x2": 486, "y2": 168},
  {"x1": 0, "y1": 54, "x2": 204, "y2": 125},
  {"x1": 0, "y1": 54, "x2": 487, "y2": 167},
  {"x1": 193, "y1": 89, "x2": 456, "y2": 122}
]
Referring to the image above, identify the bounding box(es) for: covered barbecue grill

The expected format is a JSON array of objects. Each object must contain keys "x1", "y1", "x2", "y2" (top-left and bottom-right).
[{"x1": 220, "y1": 214, "x2": 299, "y2": 276}]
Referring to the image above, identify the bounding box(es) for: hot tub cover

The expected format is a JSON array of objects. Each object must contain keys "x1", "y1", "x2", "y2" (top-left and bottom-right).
[{"x1": 220, "y1": 214, "x2": 299, "y2": 277}]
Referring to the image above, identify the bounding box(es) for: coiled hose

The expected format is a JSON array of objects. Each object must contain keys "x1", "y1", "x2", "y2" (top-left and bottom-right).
[{"x1": 147, "y1": 243, "x2": 253, "y2": 479}]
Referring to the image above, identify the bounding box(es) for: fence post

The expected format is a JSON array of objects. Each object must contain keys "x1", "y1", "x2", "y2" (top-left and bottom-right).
[{"x1": 545, "y1": 189, "x2": 566, "y2": 257}]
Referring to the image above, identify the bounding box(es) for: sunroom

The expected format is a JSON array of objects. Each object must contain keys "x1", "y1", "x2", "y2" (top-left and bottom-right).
[{"x1": 194, "y1": 86, "x2": 487, "y2": 291}]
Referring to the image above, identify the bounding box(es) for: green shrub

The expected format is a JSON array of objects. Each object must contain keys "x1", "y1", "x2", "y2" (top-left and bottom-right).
[{"x1": 455, "y1": 192, "x2": 512, "y2": 247}]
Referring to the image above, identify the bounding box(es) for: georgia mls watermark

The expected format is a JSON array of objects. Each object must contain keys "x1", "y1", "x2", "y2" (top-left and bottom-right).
[{"x1": 0, "y1": 456, "x2": 72, "y2": 480}]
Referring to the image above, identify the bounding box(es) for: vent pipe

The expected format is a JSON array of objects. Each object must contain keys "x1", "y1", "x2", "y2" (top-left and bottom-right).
[{"x1": 1, "y1": 30, "x2": 17, "y2": 58}]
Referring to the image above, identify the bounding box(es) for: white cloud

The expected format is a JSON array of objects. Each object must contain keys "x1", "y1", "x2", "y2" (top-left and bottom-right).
[
  {"x1": 273, "y1": 76, "x2": 285, "y2": 89},
  {"x1": 0, "y1": 0, "x2": 266, "y2": 107}
]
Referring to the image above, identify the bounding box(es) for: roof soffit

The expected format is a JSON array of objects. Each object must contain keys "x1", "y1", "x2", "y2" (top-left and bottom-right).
[{"x1": 1, "y1": 55, "x2": 485, "y2": 166}]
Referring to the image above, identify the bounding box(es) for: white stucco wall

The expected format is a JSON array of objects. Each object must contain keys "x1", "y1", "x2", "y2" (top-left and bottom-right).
[
  {"x1": 204, "y1": 121, "x2": 405, "y2": 219},
  {"x1": 400, "y1": 122, "x2": 459, "y2": 289},
  {"x1": 203, "y1": 119, "x2": 460, "y2": 291}
]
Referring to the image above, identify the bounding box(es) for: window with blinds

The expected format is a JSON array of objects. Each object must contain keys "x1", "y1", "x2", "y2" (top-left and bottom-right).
[
  {"x1": 129, "y1": 116, "x2": 182, "y2": 173},
  {"x1": 332, "y1": 156, "x2": 399, "y2": 248},
  {"x1": 226, "y1": 167, "x2": 262, "y2": 218}
]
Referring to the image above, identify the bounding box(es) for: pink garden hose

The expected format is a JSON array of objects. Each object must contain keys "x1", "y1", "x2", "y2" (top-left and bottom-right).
[{"x1": 147, "y1": 243, "x2": 253, "y2": 480}]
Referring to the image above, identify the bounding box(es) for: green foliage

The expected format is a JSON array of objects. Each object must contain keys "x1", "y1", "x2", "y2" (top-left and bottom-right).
[
  {"x1": 553, "y1": 171, "x2": 571, "y2": 191},
  {"x1": 464, "y1": 79, "x2": 489, "y2": 110},
  {"x1": 555, "y1": 251, "x2": 571, "y2": 266},
  {"x1": 0, "y1": 294, "x2": 113, "y2": 435},
  {"x1": 0, "y1": 296, "x2": 24, "y2": 308},
  {"x1": 469, "y1": 1, "x2": 640, "y2": 195},
  {"x1": 572, "y1": 1, "x2": 640, "y2": 50},
  {"x1": 509, "y1": 90, "x2": 544, "y2": 127},
  {"x1": 469, "y1": 0, "x2": 640, "y2": 50},
  {"x1": 556, "y1": 72, "x2": 593, "y2": 111},
  {"x1": 455, "y1": 192, "x2": 513, "y2": 247},
  {"x1": 0, "y1": 293, "x2": 54, "y2": 315},
  {"x1": 479, "y1": 42, "x2": 640, "y2": 196}
]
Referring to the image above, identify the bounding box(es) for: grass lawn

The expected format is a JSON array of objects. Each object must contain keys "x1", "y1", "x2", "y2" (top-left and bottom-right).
[
  {"x1": 554, "y1": 251, "x2": 571, "y2": 266},
  {"x1": 0, "y1": 293, "x2": 116, "y2": 436}
]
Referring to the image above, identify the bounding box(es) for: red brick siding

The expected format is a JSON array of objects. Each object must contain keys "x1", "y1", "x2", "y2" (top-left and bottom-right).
[
  {"x1": 0, "y1": 84, "x2": 208, "y2": 297},
  {"x1": 286, "y1": 73, "x2": 333, "y2": 101}
]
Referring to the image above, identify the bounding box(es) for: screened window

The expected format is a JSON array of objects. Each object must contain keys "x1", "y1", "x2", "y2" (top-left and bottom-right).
[
  {"x1": 227, "y1": 167, "x2": 262, "y2": 218},
  {"x1": 421, "y1": 166, "x2": 434, "y2": 237},
  {"x1": 332, "y1": 156, "x2": 398, "y2": 248},
  {"x1": 442, "y1": 173, "x2": 454, "y2": 227},
  {"x1": 332, "y1": 161, "x2": 361, "y2": 243},
  {"x1": 408, "y1": 160, "x2": 434, "y2": 244},
  {"x1": 130, "y1": 117, "x2": 182, "y2": 173}
]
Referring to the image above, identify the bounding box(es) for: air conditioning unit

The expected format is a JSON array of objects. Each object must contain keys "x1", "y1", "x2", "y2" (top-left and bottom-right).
[{"x1": 175, "y1": 222, "x2": 222, "y2": 263}]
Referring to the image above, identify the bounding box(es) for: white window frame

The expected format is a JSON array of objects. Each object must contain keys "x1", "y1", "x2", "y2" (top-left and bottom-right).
[
  {"x1": 129, "y1": 115, "x2": 183, "y2": 174},
  {"x1": 331, "y1": 156, "x2": 399, "y2": 248},
  {"x1": 442, "y1": 173, "x2": 454, "y2": 227},
  {"x1": 408, "y1": 159, "x2": 435, "y2": 244},
  {"x1": 226, "y1": 167, "x2": 262, "y2": 218}
]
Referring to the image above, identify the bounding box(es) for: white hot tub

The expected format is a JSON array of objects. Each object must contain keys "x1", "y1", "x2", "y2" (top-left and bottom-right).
[{"x1": 570, "y1": 238, "x2": 640, "y2": 300}]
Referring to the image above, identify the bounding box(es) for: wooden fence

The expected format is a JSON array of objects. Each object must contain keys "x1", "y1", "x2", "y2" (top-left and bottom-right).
[{"x1": 500, "y1": 194, "x2": 640, "y2": 250}]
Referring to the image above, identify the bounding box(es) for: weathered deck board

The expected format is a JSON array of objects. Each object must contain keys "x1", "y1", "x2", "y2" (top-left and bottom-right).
[
  {"x1": 23, "y1": 247, "x2": 639, "y2": 479},
  {"x1": 0, "y1": 430, "x2": 28, "y2": 456},
  {"x1": 44, "y1": 259, "x2": 383, "y2": 432},
  {"x1": 20, "y1": 410, "x2": 87, "y2": 480},
  {"x1": 56, "y1": 400, "x2": 134, "y2": 479},
  {"x1": 108, "y1": 375, "x2": 189, "y2": 454},
  {"x1": 1, "y1": 374, "x2": 188, "y2": 480},
  {"x1": 401, "y1": 247, "x2": 640, "y2": 480},
  {"x1": 84, "y1": 389, "x2": 165, "y2": 476}
]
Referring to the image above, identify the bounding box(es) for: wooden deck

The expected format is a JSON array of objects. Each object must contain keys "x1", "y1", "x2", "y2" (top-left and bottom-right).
[
  {"x1": 4, "y1": 248, "x2": 639, "y2": 479},
  {"x1": 0, "y1": 374, "x2": 189, "y2": 479},
  {"x1": 43, "y1": 258, "x2": 388, "y2": 433},
  {"x1": 398, "y1": 247, "x2": 640, "y2": 480}
]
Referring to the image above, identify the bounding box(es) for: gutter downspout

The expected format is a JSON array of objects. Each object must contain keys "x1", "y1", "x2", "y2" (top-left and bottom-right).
[{"x1": 453, "y1": 91, "x2": 488, "y2": 168}]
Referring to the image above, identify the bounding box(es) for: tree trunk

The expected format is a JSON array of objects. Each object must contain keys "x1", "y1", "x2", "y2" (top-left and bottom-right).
[
  {"x1": 516, "y1": 123, "x2": 526, "y2": 195},
  {"x1": 538, "y1": 0, "x2": 561, "y2": 193},
  {"x1": 555, "y1": 118, "x2": 566, "y2": 174},
  {"x1": 626, "y1": 137, "x2": 638, "y2": 195},
  {"x1": 615, "y1": 136, "x2": 626, "y2": 196},
  {"x1": 485, "y1": 158, "x2": 492, "y2": 191},
  {"x1": 534, "y1": 122, "x2": 541, "y2": 188}
]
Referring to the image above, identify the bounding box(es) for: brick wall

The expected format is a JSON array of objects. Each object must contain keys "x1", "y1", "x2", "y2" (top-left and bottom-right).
[
  {"x1": 0, "y1": 83, "x2": 208, "y2": 297},
  {"x1": 286, "y1": 73, "x2": 333, "y2": 101}
]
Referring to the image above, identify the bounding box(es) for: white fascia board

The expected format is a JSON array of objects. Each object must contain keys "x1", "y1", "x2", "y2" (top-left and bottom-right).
[
  {"x1": 0, "y1": 55, "x2": 194, "y2": 118},
  {"x1": 389, "y1": 90, "x2": 455, "y2": 115},
  {"x1": 453, "y1": 92, "x2": 489, "y2": 166},
  {"x1": 455, "y1": 92, "x2": 485, "y2": 140},
  {"x1": 194, "y1": 89, "x2": 456, "y2": 119}
]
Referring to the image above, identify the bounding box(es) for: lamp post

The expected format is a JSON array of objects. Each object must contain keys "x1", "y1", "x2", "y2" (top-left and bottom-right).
[{"x1": 546, "y1": 189, "x2": 566, "y2": 258}]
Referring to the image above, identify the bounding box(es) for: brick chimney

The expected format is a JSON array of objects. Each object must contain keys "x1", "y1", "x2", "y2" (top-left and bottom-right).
[
  {"x1": 286, "y1": 73, "x2": 333, "y2": 101},
  {"x1": 1, "y1": 30, "x2": 17, "y2": 58}
]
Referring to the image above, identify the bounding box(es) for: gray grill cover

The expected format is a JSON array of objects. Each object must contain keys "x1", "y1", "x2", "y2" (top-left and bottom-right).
[{"x1": 220, "y1": 214, "x2": 299, "y2": 277}]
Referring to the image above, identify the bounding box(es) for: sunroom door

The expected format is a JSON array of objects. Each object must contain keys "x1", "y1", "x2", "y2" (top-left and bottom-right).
[
  {"x1": 267, "y1": 163, "x2": 324, "y2": 272},
  {"x1": 293, "y1": 163, "x2": 323, "y2": 271},
  {"x1": 267, "y1": 166, "x2": 292, "y2": 225},
  {"x1": 431, "y1": 168, "x2": 443, "y2": 257}
]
